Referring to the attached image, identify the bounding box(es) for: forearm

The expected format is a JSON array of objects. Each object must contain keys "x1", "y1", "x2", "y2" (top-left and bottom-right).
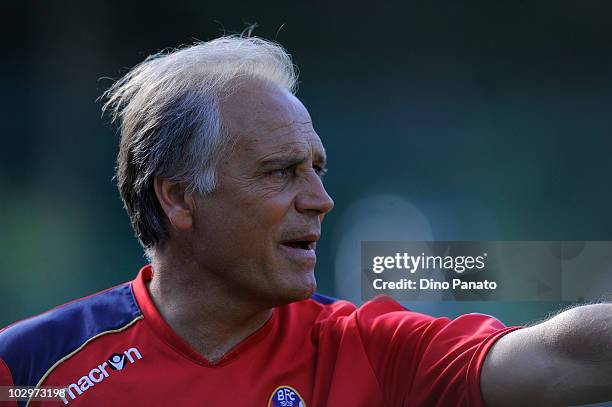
[
  {"x1": 537, "y1": 303, "x2": 612, "y2": 405},
  {"x1": 482, "y1": 303, "x2": 612, "y2": 407}
]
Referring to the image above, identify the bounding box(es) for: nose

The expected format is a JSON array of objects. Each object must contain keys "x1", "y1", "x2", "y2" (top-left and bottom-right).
[{"x1": 295, "y1": 172, "x2": 334, "y2": 217}]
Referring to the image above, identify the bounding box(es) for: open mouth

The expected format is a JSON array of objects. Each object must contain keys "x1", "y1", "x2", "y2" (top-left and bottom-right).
[
  {"x1": 280, "y1": 234, "x2": 319, "y2": 251},
  {"x1": 282, "y1": 241, "x2": 315, "y2": 250}
]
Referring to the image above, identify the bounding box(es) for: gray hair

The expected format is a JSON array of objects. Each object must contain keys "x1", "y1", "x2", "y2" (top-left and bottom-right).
[{"x1": 102, "y1": 36, "x2": 298, "y2": 250}]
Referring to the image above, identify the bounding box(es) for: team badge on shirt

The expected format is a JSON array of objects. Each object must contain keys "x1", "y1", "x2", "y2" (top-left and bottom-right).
[{"x1": 267, "y1": 385, "x2": 306, "y2": 407}]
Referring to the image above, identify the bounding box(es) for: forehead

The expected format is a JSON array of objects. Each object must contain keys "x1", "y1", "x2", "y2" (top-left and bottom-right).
[{"x1": 220, "y1": 80, "x2": 326, "y2": 162}]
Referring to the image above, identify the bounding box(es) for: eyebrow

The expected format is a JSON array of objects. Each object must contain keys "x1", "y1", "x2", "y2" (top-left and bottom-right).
[{"x1": 258, "y1": 149, "x2": 327, "y2": 169}]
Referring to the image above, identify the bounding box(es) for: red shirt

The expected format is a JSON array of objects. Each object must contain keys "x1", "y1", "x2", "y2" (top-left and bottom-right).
[{"x1": 0, "y1": 265, "x2": 519, "y2": 406}]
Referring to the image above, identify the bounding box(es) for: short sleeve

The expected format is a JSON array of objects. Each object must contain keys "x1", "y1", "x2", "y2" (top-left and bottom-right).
[{"x1": 354, "y1": 299, "x2": 521, "y2": 407}]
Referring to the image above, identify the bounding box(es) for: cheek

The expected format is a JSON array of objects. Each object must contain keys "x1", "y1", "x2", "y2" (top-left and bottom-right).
[
  {"x1": 246, "y1": 194, "x2": 295, "y2": 237},
  {"x1": 249, "y1": 192, "x2": 297, "y2": 247},
  {"x1": 196, "y1": 179, "x2": 297, "y2": 248}
]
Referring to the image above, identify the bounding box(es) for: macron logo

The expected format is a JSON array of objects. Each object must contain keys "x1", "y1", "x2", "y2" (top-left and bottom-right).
[
  {"x1": 60, "y1": 347, "x2": 142, "y2": 405},
  {"x1": 107, "y1": 353, "x2": 128, "y2": 370}
]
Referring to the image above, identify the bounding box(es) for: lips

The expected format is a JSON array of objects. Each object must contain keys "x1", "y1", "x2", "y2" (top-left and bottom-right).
[
  {"x1": 280, "y1": 234, "x2": 319, "y2": 251},
  {"x1": 278, "y1": 233, "x2": 319, "y2": 265}
]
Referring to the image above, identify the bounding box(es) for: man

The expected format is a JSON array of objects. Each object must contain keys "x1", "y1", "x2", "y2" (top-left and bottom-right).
[{"x1": 0, "y1": 35, "x2": 611, "y2": 407}]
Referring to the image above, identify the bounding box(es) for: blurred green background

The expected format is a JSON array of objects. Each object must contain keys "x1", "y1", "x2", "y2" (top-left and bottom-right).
[{"x1": 2, "y1": 1, "x2": 612, "y2": 330}]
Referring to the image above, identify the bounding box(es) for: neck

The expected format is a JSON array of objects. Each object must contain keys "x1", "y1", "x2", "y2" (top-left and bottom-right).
[{"x1": 147, "y1": 251, "x2": 273, "y2": 364}]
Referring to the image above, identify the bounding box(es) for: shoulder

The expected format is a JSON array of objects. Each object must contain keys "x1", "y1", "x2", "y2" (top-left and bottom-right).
[
  {"x1": 0, "y1": 282, "x2": 142, "y2": 388},
  {"x1": 295, "y1": 294, "x2": 419, "y2": 323},
  {"x1": 284, "y1": 294, "x2": 422, "y2": 323},
  {"x1": 291, "y1": 295, "x2": 509, "y2": 343},
  {"x1": 282, "y1": 294, "x2": 429, "y2": 338},
  {"x1": 283, "y1": 292, "x2": 356, "y2": 322}
]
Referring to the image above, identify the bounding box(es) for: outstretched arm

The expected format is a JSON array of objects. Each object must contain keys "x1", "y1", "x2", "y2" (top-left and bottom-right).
[{"x1": 481, "y1": 303, "x2": 612, "y2": 406}]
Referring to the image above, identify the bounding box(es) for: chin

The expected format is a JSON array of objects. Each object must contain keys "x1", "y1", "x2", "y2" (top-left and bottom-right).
[
  {"x1": 296, "y1": 280, "x2": 317, "y2": 300},
  {"x1": 277, "y1": 275, "x2": 317, "y2": 305}
]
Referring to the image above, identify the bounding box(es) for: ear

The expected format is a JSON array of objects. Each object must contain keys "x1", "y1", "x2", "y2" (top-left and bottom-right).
[{"x1": 153, "y1": 177, "x2": 194, "y2": 231}]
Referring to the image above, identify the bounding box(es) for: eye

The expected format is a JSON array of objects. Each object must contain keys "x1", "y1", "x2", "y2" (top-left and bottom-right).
[
  {"x1": 314, "y1": 165, "x2": 328, "y2": 178},
  {"x1": 268, "y1": 167, "x2": 292, "y2": 178}
]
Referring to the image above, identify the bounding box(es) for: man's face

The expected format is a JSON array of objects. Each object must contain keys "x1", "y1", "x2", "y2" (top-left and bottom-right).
[{"x1": 188, "y1": 80, "x2": 334, "y2": 306}]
